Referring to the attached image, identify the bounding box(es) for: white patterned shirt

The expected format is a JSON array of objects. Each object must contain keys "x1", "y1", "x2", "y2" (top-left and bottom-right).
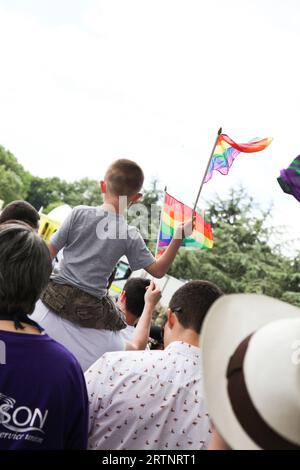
[{"x1": 85, "y1": 341, "x2": 211, "y2": 450}]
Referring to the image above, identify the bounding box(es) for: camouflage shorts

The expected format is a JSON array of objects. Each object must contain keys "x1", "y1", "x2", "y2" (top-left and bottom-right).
[{"x1": 40, "y1": 280, "x2": 126, "y2": 331}]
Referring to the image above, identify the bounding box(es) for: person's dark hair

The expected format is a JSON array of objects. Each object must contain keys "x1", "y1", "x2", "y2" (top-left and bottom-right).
[
  {"x1": 169, "y1": 280, "x2": 223, "y2": 334},
  {"x1": 105, "y1": 159, "x2": 144, "y2": 197},
  {"x1": 149, "y1": 325, "x2": 164, "y2": 350},
  {"x1": 0, "y1": 223, "x2": 52, "y2": 316},
  {"x1": 123, "y1": 278, "x2": 151, "y2": 318},
  {"x1": 0, "y1": 200, "x2": 40, "y2": 230}
]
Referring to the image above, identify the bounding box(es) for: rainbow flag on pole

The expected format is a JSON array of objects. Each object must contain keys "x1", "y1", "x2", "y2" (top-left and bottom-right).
[
  {"x1": 157, "y1": 192, "x2": 213, "y2": 257},
  {"x1": 205, "y1": 134, "x2": 273, "y2": 183}
]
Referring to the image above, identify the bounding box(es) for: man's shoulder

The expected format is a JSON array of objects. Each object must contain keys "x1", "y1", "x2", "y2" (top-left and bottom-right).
[
  {"x1": 108, "y1": 348, "x2": 165, "y2": 361},
  {"x1": 88, "y1": 349, "x2": 165, "y2": 375}
]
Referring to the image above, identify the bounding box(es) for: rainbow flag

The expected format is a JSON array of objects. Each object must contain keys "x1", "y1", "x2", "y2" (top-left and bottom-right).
[
  {"x1": 278, "y1": 155, "x2": 300, "y2": 203},
  {"x1": 204, "y1": 134, "x2": 273, "y2": 183},
  {"x1": 157, "y1": 192, "x2": 213, "y2": 257}
]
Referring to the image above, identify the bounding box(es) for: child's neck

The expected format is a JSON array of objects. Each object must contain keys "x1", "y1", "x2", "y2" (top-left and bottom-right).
[{"x1": 102, "y1": 195, "x2": 129, "y2": 215}]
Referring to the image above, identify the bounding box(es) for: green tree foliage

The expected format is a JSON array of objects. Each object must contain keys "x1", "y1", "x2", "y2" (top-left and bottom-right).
[
  {"x1": 63, "y1": 178, "x2": 102, "y2": 208},
  {"x1": 0, "y1": 146, "x2": 31, "y2": 203},
  {"x1": 26, "y1": 176, "x2": 68, "y2": 210},
  {"x1": 0, "y1": 145, "x2": 103, "y2": 211},
  {"x1": 26, "y1": 176, "x2": 103, "y2": 211},
  {"x1": 169, "y1": 188, "x2": 300, "y2": 306},
  {"x1": 1, "y1": 145, "x2": 300, "y2": 308}
]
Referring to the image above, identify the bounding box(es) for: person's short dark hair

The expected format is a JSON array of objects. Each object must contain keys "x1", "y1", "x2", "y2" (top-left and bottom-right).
[
  {"x1": 0, "y1": 200, "x2": 40, "y2": 230},
  {"x1": 123, "y1": 278, "x2": 151, "y2": 318},
  {"x1": 149, "y1": 325, "x2": 164, "y2": 350},
  {"x1": 0, "y1": 223, "x2": 52, "y2": 316},
  {"x1": 105, "y1": 159, "x2": 144, "y2": 197},
  {"x1": 169, "y1": 280, "x2": 223, "y2": 334}
]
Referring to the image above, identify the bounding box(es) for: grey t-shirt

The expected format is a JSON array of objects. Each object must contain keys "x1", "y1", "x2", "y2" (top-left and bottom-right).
[{"x1": 50, "y1": 205, "x2": 155, "y2": 299}]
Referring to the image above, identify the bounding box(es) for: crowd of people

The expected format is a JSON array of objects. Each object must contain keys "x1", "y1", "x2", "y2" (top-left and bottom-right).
[{"x1": 0, "y1": 158, "x2": 299, "y2": 450}]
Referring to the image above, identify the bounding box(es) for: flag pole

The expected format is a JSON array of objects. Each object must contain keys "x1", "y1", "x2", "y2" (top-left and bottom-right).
[
  {"x1": 192, "y1": 127, "x2": 222, "y2": 214},
  {"x1": 155, "y1": 186, "x2": 167, "y2": 258}
]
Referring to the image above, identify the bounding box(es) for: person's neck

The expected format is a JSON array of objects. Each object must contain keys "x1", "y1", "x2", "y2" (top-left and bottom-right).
[
  {"x1": 124, "y1": 311, "x2": 138, "y2": 327},
  {"x1": 101, "y1": 196, "x2": 129, "y2": 215},
  {"x1": 0, "y1": 320, "x2": 41, "y2": 335},
  {"x1": 165, "y1": 330, "x2": 200, "y2": 348}
]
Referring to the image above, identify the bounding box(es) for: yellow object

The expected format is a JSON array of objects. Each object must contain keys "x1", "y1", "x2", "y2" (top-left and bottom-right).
[
  {"x1": 38, "y1": 213, "x2": 61, "y2": 242},
  {"x1": 110, "y1": 283, "x2": 123, "y2": 294}
]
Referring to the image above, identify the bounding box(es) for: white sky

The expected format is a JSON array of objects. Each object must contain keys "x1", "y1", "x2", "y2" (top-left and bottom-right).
[{"x1": 0, "y1": 0, "x2": 299, "y2": 252}]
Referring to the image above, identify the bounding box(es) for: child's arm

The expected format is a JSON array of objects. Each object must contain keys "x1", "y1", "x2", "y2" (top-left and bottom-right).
[
  {"x1": 125, "y1": 281, "x2": 161, "y2": 351},
  {"x1": 145, "y1": 218, "x2": 194, "y2": 278}
]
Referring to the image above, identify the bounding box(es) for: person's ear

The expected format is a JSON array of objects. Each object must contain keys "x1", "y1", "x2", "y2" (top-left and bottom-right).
[
  {"x1": 130, "y1": 192, "x2": 142, "y2": 203},
  {"x1": 120, "y1": 291, "x2": 126, "y2": 303},
  {"x1": 166, "y1": 308, "x2": 176, "y2": 329},
  {"x1": 100, "y1": 181, "x2": 106, "y2": 194}
]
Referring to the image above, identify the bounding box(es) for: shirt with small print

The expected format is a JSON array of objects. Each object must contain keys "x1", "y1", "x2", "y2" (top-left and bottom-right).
[{"x1": 85, "y1": 341, "x2": 211, "y2": 450}]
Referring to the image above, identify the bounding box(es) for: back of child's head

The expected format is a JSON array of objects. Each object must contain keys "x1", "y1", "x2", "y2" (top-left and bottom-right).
[
  {"x1": 0, "y1": 200, "x2": 40, "y2": 230},
  {"x1": 105, "y1": 159, "x2": 144, "y2": 197}
]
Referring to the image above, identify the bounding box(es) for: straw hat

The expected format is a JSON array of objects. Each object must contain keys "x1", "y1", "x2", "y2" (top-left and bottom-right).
[{"x1": 201, "y1": 294, "x2": 300, "y2": 450}]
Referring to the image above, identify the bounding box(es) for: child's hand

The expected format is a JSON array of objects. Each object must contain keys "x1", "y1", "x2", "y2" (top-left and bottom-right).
[
  {"x1": 144, "y1": 281, "x2": 161, "y2": 308},
  {"x1": 174, "y1": 216, "x2": 195, "y2": 240}
]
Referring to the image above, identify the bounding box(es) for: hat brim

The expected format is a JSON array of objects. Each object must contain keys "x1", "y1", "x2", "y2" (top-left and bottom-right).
[{"x1": 201, "y1": 293, "x2": 300, "y2": 450}]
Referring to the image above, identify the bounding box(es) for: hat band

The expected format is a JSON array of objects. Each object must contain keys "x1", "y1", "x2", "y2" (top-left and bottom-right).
[{"x1": 226, "y1": 334, "x2": 300, "y2": 450}]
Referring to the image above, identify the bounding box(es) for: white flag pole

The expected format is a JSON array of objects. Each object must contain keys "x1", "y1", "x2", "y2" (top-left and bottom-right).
[
  {"x1": 192, "y1": 127, "x2": 222, "y2": 214},
  {"x1": 155, "y1": 186, "x2": 167, "y2": 259}
]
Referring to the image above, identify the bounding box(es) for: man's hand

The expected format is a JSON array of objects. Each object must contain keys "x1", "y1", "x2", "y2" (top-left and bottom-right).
[
  {"x1": 144, "y1": 281, "x2": 161, "y2": 308},
  {"x1": 125, "y1": 281, "x2": 162, "y2": 351}
]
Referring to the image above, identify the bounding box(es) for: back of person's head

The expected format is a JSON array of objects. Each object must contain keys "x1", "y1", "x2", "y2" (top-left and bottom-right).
[
  {"x1": 104, "y1": 159, "x2": 144, "y2": 197},
  {"x1": 0, "y1": 223, "x2": 52, "y2": 316},
  {"x1": 149, "y1": 324, "x2": 164, "y2": 350},
  {"x1": 169, "y1": 280, "x2": 223, "y2": 334},
  {"x1": 123, "y1": 278, "x2": 151, "y2": 318},
  {"x1": 0, "y1": 200, "x2": 40, "y2": 230}
]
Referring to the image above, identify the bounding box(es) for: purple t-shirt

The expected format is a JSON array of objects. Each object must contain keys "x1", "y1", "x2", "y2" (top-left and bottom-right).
[{"x1": 0, "y1": 330, "x2": 88, "y2": 450}]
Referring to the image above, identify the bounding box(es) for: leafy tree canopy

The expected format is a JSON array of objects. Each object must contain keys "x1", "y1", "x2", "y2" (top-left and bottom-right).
[
  {"x1": 0, "y1": 146, "x2": 31, "y2": 203},
  {"x1": 169, "y1": 188, "x2": 300, "y2": 306},
  {"x1": 0, "y1": 145, "x2": 103, "y2": 210},
  {"x1": 0, "y1": 145, "x2": 299, "y2": 307}
]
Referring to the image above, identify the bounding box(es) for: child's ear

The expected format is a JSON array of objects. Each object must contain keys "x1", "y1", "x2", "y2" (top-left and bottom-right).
[
  {"x1": 130, "y1": 192, "x2": 142, "y2": 203},
  {"x1": 120, "y1": 291, "x2": 126, "y2": 303},
  {"x1": 100, "y1": 181, "x2": 106, "y2": 194}
]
